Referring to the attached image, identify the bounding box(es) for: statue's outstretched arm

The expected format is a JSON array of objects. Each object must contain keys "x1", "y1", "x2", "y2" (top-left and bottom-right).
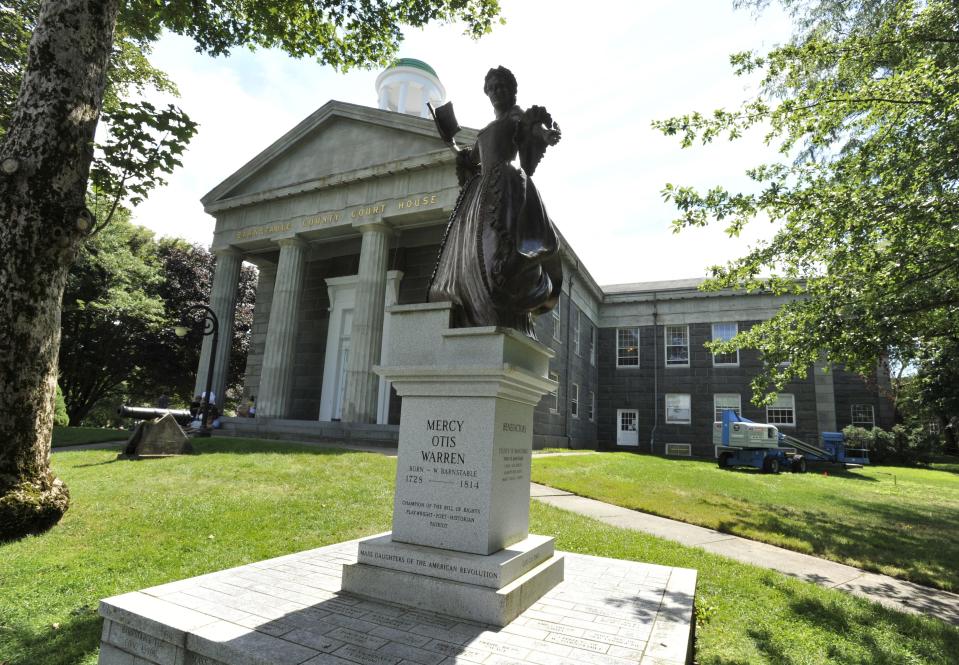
[{"x1": 518, "y1": 106, "x2": 560, "y2": 176}]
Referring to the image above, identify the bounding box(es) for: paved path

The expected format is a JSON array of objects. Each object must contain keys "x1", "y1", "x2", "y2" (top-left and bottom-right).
[{"x1": 531, "y1": 483, "x2": 959, "y2": 626}]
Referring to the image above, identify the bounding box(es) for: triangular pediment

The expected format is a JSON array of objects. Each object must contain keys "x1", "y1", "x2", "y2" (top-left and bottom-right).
[{"x1": 202, "y1": 101, "x2": 452, "y2": 210}]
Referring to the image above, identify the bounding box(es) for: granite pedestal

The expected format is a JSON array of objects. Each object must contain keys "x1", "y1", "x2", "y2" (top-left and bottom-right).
[{"x1": 341, "y1": 303, "x2": 563, "y2": 626}]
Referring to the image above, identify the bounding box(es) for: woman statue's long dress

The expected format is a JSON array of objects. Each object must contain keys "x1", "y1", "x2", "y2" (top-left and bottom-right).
[{"x1": 428, "y1": 67, "x2": 563, "y2": 339}]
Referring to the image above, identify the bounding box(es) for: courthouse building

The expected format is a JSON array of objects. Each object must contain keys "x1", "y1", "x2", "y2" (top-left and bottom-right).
[{"x1": 196, "y1": 60, "x2": 893, "y2": 456}]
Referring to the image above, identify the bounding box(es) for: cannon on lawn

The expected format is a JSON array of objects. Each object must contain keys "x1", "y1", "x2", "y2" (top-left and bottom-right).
[
  {"x1": 117, "y1": 405, "x2": 193, "y2": 425},
  {"x1": 116, "y1": 405, "x2": 194, "y2": 459}
]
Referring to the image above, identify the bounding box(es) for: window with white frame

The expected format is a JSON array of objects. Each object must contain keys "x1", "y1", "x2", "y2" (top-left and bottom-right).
[
  {"x1": 851, "y1": 404, "x2": 875, "y2": 428},
  {"x1": 617, "y1": 327, "x2": 639, "y2": 367},
  {"x1": 665, "y1": 325, "x2": 689, "y2": 366},
  {"x1": 552, "y1": 297, "x2": 561, "y2": 340},
  {"x1": 588, "y1": 391, "x2": 595, "y2": 421},
  {"x1": 766, "y1": 394, "x2": 796, "y2": 426},
  {"x1": 571, "y1": 383, "x2": 580, "y2": 418},
  {"x1": 713, "y1": 394, "x2": 742, "y2": 422},
  {"x1": 665, "y1": 393, "x2": 691, "y2": 424},
  {"x1": 574, "y1": 311, "x2": 582, "y2": 356},
  {"x1": 549, "y1": 371, "x2": 559, "y2": 413},
  {"x1": 590, "y1": 326, "x2": 597, "y2": 366},
  {"x1": 711, "y1": 322, "x2": 739, "y2": 366}
]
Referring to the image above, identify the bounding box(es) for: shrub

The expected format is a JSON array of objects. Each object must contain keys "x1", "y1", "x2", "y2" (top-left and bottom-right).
[
  {"x1": 54, "y1": 384, "x2": 69, "y2": 427},
  {"x1": 843, "y1": 424, "x2": 943, "y2": 465}
]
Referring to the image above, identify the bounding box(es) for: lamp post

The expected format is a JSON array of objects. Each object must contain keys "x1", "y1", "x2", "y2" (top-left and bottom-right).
[{"x1": 175, "y1": 304, "x2": 219, "y2": 437}]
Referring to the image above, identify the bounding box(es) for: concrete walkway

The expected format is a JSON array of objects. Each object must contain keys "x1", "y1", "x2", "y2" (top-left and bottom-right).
[{"x1": 531, "y1": 482, "x2": 959, "y2": 627}]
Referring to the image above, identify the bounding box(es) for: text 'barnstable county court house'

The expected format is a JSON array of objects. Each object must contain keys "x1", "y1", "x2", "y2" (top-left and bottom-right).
[{"x1": 191, "y1": 59, "x2": 892, "y2": 457}]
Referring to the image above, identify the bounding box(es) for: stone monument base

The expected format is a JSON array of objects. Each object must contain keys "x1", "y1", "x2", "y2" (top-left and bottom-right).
[
  {"x1": 97, "y1": 536, "x2": 697, "y2": 665},
  {"x1": 119, "y1": 414, "x2": 193, "y2": 459},
  {"x1": 341, "y1": 533, "x2": 564, "y2": 626}
]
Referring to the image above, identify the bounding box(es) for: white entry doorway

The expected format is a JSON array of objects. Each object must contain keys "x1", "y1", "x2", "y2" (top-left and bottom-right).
[
  {"x1": 319, "y1": 271, "x2": 403, "y2": 423},
  {"x1": 617, "y1": 409, "x2": 639, "y2": 446}
]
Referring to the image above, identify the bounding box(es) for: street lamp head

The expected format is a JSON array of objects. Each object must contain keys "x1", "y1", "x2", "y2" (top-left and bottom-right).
[{"x1": 174, "y1": 325, "x2": 189, "y2": 338}]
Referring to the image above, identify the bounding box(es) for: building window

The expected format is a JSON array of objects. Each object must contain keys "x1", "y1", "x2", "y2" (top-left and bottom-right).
[
  {"x1": 766, "y1": 394, "x2": 796, "y2": 426},
  {"x1": 665, "y1": 325, "x2": 689, "y2": 366},
  {"x1": 711, "y1": 322, "x2": 739, "y2": 366},
  {"x1": 571, "y1": 383, "x2": 579, "y2": 419},
  {"x1": 552, "y1": 297, "x2": 561, "y2": 341},
  {"x1": 851, "y1": 404, "x2": 875, "y2": 428},
  {"x1": 574, "y1": 311, "x2": 582, "y2": 356},
  {"x1": 617, "y1": 327, "x2": 640, "y2": 367},
  {"x1": 665, "y1": 393, "x2": 691, "y2": 424},
  {"x1": 549, "y1": 371, "x2": 559, "y2": 414},
  {"x1": 590, "y1": 326, "x2": 597, "y2": 366},
  {"x1": 714, "y1": 394, "x2": 742, "y2": 422},
  {"x1": 588, "y1": 391, "x2": 595, "y2": 421}
]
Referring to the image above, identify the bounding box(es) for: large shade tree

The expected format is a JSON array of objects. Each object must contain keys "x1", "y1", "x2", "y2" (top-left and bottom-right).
[
  {"x1": 133, "y1": 239, "x2": 258, "y2": 409},
  {"x1": 0, "y1": 0, "x2": 500, "y2": 540},
  {"x1": 58, "y1": 209, "x2": 165, "y2": 424},
  {"x1": 654, "y1": 0, "x2": 959, "y2": 405},
  {"x1": 59, "y1": 232, "x2": 258, "y2": 423}
]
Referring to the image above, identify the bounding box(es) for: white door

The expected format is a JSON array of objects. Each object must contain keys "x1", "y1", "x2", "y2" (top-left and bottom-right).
[{"x1": 617, "y1": 409, "x2": 639, "y2": 446}]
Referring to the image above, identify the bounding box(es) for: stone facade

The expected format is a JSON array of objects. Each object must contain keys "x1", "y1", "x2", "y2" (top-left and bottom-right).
[{"x1": 197, "y1": 99, "x2": 893, "y2": 456}]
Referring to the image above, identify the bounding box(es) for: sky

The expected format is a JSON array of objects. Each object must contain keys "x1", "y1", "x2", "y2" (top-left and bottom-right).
[{"x1": 134, "y1": 0, "x2": 794, "y2": 287}]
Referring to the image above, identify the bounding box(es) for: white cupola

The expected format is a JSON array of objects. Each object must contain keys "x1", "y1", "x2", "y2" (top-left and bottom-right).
[{"x1": 375, "y1": 58, "x2": 446, "y2": 118}]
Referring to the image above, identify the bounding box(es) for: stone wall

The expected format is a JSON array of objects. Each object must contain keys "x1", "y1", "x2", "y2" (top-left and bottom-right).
[
  {"x1": 288, "y1": 254, "x2": 360, "y2": 419},
  {"x1": 597, "y1": 321, "x2": 822, "y2": 457},
  {"x1": 833, "y1": 366, "x2": 893, "y2": 431},
  {"x1": 241, "y1": 264, "x2": 276, "y2": 403},
  {"x1": 531, "y1": 292, "x2": 600, "y2": 449}
]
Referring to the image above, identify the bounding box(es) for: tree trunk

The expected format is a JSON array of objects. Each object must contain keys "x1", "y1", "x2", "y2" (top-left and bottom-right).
[{"x1": 0, "y1": 0, "x2": 120, "y2": 540}]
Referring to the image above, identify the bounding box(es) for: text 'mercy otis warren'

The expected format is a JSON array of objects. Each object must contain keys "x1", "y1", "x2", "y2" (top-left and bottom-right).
[{"x1": 421, "y1": 419, "x2": 466, "y2": 464}]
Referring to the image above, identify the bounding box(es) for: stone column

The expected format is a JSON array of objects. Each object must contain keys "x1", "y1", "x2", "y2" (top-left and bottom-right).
[
  {"x1": 256, "y1": 238, "x2": 307, "y2": 419},
  {"x1": 342, "y1": 223, "x2": 392, "y2": 423},
  {"x1": 397, "y1": 82, "x2": 409, "y2": 114},
  {"x1": 814, "y1": 354, "x2": 838, "y2": 434},
  {"x1": 193, "y1": 249, "x2": 242, "y2": 404}
]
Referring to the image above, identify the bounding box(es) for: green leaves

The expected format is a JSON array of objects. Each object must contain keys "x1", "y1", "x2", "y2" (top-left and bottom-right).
[
  {"x1": 656, "y1": 0, "x2": 959, "y2": 405},
  {"x1": 90, "y1": 101, "x2": 197, "y2": 224},
  {"x1": 119, "y1": 0, "x2": 501, "y2": 69}
]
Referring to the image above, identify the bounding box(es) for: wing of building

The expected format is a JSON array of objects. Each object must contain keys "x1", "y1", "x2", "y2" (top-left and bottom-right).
[{"x1": 193, "y1": 60, "x2": 894, "y2": 457}]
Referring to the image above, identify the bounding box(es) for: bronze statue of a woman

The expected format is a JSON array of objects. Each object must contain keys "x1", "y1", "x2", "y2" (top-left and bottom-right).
[{"x1": 427, "y1": 66, "x2": 564, "y2": 339}]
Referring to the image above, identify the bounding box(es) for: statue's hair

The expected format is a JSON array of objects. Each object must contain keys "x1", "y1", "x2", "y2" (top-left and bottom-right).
[{"x1": 484, "y1": 66, "x2": 517, "y2": 98}]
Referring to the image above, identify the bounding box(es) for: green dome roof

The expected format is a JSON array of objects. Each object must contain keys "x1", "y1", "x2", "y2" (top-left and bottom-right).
[{"x1": 391, "y1": 58, "x2": 438, "y2": 78}]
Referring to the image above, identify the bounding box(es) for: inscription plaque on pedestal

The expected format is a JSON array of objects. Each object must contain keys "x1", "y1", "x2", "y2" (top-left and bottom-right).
[{"x1": 392, "y1": 397, "x2": 532, "y2": 554}]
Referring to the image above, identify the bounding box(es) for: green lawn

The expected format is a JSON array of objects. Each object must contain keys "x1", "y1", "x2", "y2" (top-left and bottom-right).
[
  {"x1": 531, "y1": 452, "x2": 959, "y2": 592},
  {"x1": 52, "y1": 426, "x2": 128, "y2": 447},
  {"x1": 1, "y1": 439, "x2": 956, "y2": 665}
]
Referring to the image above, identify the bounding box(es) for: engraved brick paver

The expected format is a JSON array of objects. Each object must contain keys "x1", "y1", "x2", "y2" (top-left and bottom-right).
[{"x1": 98, "y1": 540, "x2": 694, "y2": 665}]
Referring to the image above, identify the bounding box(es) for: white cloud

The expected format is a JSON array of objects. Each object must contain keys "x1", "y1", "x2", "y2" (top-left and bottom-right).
[{"x1": 133, "y1": 0, "x2": 793, "y2": 283}]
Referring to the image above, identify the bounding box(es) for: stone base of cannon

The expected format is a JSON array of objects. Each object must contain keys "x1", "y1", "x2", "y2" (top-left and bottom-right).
[{"x1": 118, "y1": 414, "x2": 194, "y2": 459}]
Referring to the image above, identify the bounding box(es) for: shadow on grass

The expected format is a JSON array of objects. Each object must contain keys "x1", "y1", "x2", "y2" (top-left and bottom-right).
[
  {"x1": 2, "y1": 612, "x2": 101, "y2": 665},
  {"x1": 715, "y1": 493, "x2": 959, "y2": 592},
  {"x1": 190, "y1": 439, "x2": 362, "y2": 456},
  {"x1": 746, "y1": 578, "x2": 959, "y2": 664},
  {"x1": 74, "y1": 457, "x2": 122, "y2": 468},
  {"x1": 720, "y1": 464, "x2": 878, "y2": 482}
]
